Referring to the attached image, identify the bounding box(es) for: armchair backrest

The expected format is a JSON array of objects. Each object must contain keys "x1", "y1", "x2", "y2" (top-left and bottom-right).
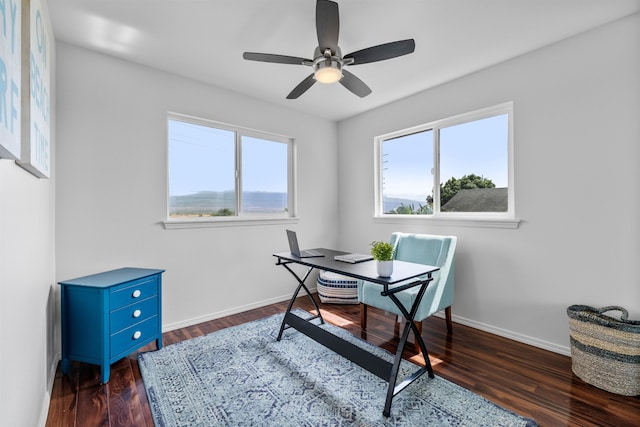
[
  {"x1": 390, "y1": 233, "x2": 452, "y2": 267},
  {"x1": 390, "y1": 232, "x2": 457, "y2": 315}
]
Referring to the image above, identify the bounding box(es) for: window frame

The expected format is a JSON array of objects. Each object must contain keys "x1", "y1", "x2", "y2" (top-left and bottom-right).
[
  {"x1": 164, "y1": 113, "x2": 297, "y2": 229},
  {"x1": 374, "y1": 102, "x2": 519, "y2": 228}
]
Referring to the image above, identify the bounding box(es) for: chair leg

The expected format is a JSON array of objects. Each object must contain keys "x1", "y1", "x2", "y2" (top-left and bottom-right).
[
  {"x1": 361, "y1": 308, "x2": 442, "y2": 353},
  {"x1": 445, "y1": 306, "x2": 453, "y2": 333},
  {"x1": 360, "y1": 303, "x2": 368, "y2": 330}
]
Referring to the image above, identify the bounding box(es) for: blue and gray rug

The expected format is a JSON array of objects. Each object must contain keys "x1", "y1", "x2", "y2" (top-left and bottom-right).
[{"x1": 138, "y1": 310, "x2": 537, "y2": 426}]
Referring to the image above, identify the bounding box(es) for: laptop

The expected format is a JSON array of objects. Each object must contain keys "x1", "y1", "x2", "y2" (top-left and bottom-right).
[{"x1": 286, "y1": 230, "x2": 324, "y2": 258}]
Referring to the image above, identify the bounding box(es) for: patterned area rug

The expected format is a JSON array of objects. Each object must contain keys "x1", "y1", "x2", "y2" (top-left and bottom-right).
[{"x1": 139, "y1": 310, "x2": 537, "y2": 426}]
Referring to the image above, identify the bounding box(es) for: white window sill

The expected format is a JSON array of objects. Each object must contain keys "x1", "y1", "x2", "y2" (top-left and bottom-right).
[
  {"x1": 163, "y1": 216, "x2": 299, "y2": 229},
  {"x1": 373, "y1": 215, "x2": 520, "y2": 229}
]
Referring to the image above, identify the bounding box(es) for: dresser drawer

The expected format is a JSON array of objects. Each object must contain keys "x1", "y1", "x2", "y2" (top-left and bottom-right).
[
  {"x1": 110, "y1": 315, "x2": 159, "y2": 359},
  {"x1": 110, "y1": 276, "x2": 158, "y2": 309},
  {"x1": 110, "y1": 296, "x2": 158, "y2": 333}
]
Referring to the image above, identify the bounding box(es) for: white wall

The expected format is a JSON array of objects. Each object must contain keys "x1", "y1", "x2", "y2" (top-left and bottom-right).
[
  {"x1": 337, "y1": 13, "x2": 640, "y2": 354},
  {"x1": 55, "y1": 43, "x2": 339, "y2": 329},
  {"x1": 0, "y1": 61, "x2": 57, "y2": 427}
]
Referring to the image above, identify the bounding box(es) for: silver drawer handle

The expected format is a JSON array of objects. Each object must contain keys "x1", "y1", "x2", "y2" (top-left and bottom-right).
[
  {"x1": 132, "y1": 289, "x2": 141, "y2": 298},
  {"x1": 133, "y1": 331, "x2": 142, "y2": 340},
  {"x1": 133, "y1": 309, "x2": 142, "y2": 318}
]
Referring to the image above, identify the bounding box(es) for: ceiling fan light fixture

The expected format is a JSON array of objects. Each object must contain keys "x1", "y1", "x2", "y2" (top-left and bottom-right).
[
  {"x1": 242, "y1": 1, "x2": 415, "y2": 98},
  {"x1": 314, "y1": 60, "x2": 342, "y2": 84}
]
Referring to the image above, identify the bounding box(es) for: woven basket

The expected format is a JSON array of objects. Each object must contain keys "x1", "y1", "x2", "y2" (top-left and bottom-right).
[
  {"x1": 567, "y1": 305, "x2": 640, "y2": 396},
  {"x1": 316, "y1": 270, "x2": 359, "y2": 304}
]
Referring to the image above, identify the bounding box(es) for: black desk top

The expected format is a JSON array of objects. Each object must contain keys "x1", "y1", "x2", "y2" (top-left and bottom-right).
[{"x1": 273, "y1": 248, "x2": 438, "y2": 285}]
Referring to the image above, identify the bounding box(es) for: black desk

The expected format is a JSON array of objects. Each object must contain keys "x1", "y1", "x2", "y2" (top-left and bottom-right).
[{"x1": 273, "y1": 248, "x2": 439, "y2": 417}]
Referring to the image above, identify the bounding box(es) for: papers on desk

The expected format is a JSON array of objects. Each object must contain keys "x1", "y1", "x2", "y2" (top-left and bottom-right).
[{"x1": 334, "y1": 253, "x2": 374, "y2": 264}]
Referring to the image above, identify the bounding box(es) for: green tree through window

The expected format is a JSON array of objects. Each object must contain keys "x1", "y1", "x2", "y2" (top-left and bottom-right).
[{"x1": 440, "y1": 174, "x2": 496, "y2": 206}]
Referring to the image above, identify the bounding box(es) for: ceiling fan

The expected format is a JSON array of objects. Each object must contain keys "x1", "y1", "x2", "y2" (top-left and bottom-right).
[{"x1": 242, "y1": 0, "x2": 415, "y2": 99}]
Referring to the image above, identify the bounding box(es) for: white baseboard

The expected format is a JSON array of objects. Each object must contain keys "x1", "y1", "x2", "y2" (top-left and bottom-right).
[
  {"x1": 37, "y1": 391, "x2": 51, "y2": 427},
  {"x1": 162, "y1": 287, "x2": 317, "y2": 332},
  {"x1": 433, "y1": 312, "x2": 571, "y2": 356},
  {"x1": 40, "y1": 351, "x2": 61, "y2": 427}
]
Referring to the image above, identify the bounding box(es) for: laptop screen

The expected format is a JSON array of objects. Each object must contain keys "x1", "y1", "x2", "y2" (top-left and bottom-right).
[{"x1": 286, "y1": 229, "x2": 301, "y2": 256}]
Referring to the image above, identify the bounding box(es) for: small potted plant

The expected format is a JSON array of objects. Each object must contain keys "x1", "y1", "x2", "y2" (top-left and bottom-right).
[{"x1": 370, "y1": 240, "x2": 394, "y2": 277}]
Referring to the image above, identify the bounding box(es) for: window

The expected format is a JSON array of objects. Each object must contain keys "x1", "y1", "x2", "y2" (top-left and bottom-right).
[
  {"x1": 375, "y1": 103, "x2": 514, "y2": 222},
  {"x1": 167, "y1": 113, "x2": 294, "y2": 223}
]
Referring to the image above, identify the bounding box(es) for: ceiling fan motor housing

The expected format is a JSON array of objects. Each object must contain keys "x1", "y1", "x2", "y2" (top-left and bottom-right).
[{"x1": 313, "y1": 47, "x2": 343, "y2": 84}]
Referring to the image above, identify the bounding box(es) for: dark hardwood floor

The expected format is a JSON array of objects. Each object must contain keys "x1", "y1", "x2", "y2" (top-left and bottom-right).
[{"x1": 46, "y1": 295, "x2": 639, "y2": 426}]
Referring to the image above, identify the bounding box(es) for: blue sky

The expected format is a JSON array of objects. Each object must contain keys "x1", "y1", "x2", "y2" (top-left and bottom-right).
[
  {"x1": 168, "y1": 120, "x2": 288, "y2": 197},
  {"x1": 383, "y1": 114, "x2": 508, "y2": 201},
  {"x1": 169, "y1": 113, "x2": 508, "y2": 201},
  {"x1": 168, "y1": 120, "x2": 235, "y2": 196}
]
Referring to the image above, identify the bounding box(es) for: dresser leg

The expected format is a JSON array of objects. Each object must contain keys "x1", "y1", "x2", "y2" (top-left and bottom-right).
[
  {"x1": 100, "y1": 365, "x2": 110, "y2": 384},
  {"x1": 156, "y1": 337, "x2": 163, "y2": 350},
  {"x1": 61, "y1": 358, "x2": 70, "y2": 375}
]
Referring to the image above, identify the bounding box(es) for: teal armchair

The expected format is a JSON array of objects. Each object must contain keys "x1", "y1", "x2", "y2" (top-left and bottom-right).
[{"x1": 358, "y1": 233, "x2": 457, "y2": 352}]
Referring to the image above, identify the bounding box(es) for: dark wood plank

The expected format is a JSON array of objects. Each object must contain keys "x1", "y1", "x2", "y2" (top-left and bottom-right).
[
  {"x1": 128, "y1": 356, "x2": 155, "y2": 427},
  {"x1": 46, "y1": 364, "x2": 78, "y2": 426},
  {"x1": 74, "y1": 363, "x2": 109, "y2": 427},
  {"x1": 45, "y1": 295, "x2": 640, "y2": 427},
  {"x1": 107, "y1": 359, "x2": 151, "y2": 427}
]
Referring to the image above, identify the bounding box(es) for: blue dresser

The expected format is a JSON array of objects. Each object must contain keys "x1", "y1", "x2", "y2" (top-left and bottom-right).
[{"x1": 59, "y1": 267, "x2": 165, "y2": 383}]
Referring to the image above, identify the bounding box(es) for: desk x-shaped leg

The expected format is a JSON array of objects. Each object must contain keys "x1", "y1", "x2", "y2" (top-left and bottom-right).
[
  {"x1": 276, "y1": 261, "x2": 324, "y2": 341},
  {"x1": 381, "y1": 277, "x2": 435, "y2": 416},
  {"x1": 275, "y1": 257, "x2": 435, "y2": 417}
]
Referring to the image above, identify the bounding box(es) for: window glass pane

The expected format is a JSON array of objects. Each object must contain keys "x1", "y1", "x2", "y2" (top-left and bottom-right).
[
  {"x1": 241, "y1": 136, "x2": 288, "y2": 213},
  {"x1": 439, "y1": 114, "x2": 508, "y2": 212},
  {"x1": 382, "y1": 129, "x2": 433, "y2": 215},
  {"x1": 168, "y1": 120, "x2": 236, "y2": 218}
]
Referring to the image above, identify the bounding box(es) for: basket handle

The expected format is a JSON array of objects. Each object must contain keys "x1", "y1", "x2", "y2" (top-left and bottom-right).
[{"x1": 597, "y1": 306, "x2": 629, "y2": 320}]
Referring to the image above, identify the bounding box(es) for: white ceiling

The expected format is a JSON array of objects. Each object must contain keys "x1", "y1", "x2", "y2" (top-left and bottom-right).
[{"x1": 48, "y1": 0, "x2": 640, "y2": 121}]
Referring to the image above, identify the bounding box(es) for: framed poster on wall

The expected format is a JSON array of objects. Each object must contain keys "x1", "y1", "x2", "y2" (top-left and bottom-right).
[
  {"x1": 18, "y1": 0, "x2": 51, "y2": 178},
  {"x1": 0, "y1": 0, "x2": 22, "y2": 160}
]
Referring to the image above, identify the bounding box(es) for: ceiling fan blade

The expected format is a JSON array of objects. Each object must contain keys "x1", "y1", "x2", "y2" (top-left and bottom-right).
[
  {"x1": 344, "y1": 39, "x2": 415, "y2": 65},
  {"x1": 287, "y1": 74, "x2": 317, "y2": 99},
  {"x1": 243, "y1": 52, "x2": 310, "y2": 65},
  {"x1": 316, "y1": 0, "x2": 339, "y2": 54},
  {"x1": 340, "y1": 69, "x2": 372, "y2": 98}
]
